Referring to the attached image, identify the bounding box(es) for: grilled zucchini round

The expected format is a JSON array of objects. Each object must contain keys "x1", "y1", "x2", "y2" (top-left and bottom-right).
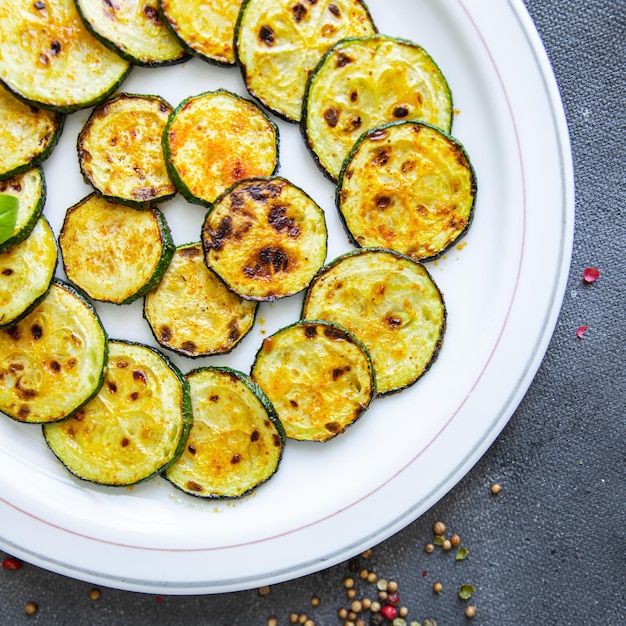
[
  {"x1": 164, "y1": 366, "x2": 285, "y2": 499},
  {"x1": 0, "y1": 280, "x2": 107, "y2": 423},
  {"x1": 251, "y1": 320, "x2": 375, "y2": 441},
  {"x1": 302, "y1": 248, "x2": 446, "y2": 395},
  {"x1": 163, "y1": 90, "x2": 279, "y2": 206},
  {"x1": 235, "y1": 0, "x2": 376, "y2": 122},
  {"x1": 0, "y1": 86, "x2": 63, "y2": 181},
  {"x1": 0, "y1": 0, "x2": 131, "y2": 113},
  {"x1": 144, "y1": 242, "x2": 257, "y2": 357},
  {"x1": 78, "y1": 93, "x2": 176, "y2": 206},
  {"x1": 43, "y1": 340, "x2": 192, "y2": 486},
  {"x1": 0, "y1": 216, "x2": 57, "y2": 328},
  {"x1": 0, "y1": 168, "x2": 46, "y2": 254},
  {"x1": 338, "y1": 121, "x2": 477, "y2": 261},
  {"x1": 59, "y1": 194, "x2": 175, "y2": 305},
  {"x1": 303, "y1": 34, "x2": 453, "y2": 179},
  {"x1": 74, "y1": 0, "x2": 189, "y2": 66},
  {"x1": 159, "y1": 0, "x2": 243, "y2": 66},
  {"x1": 202, "y1": 176, "x2": 327, "y2": 301}
]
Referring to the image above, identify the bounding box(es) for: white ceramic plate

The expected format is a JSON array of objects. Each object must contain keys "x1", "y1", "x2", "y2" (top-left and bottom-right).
[{"x1": 0, "y1": 0, "x2": 574, "y2": 593}]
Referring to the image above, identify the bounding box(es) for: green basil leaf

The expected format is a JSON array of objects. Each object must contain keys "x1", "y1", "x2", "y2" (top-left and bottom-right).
[{"x1": 0, "y1": 194, "x2": 19, "y2": 245}]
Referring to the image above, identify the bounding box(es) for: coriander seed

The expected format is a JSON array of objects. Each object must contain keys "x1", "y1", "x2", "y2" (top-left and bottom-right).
[
  {"x1": 398, "y1": 606, "x2": 409, "y2": 617},
  {"x1": 338, "y1": 608, "x2": 348, "y2": 619},
  {"x1": 465, "y1": 605, "x2": 477, "y2": 618},
  {"x1": 347, "y1": 588, "x2": 357, "y2": 599},
  {"x1": 387, "y1": 580, "x2": 398, "y2": 593},
  {"x1": 24, "y1": 602, "x2": 38, "y2": 616},
  {"x1": 351, "y1": 600, "x2": 363, "y2": 613},
  {"x1": 311, "y1": 595, "x2": 320, "y2": 607},
  {"x1": 425, "y1": 543, "x2": 435, "y2": 553},
  {"x1": 268, "y1": 618, "x2": 278, "y2": 626},
  {"x1": 367, "y1": 571, "x2": 378, "y2": 583},
  {"x1": 89, "y1": 589, "x2": 101, "y2": 600},
  {"x1": 433, "y1": 521, "x2": 446, "y2": 535},
  {"x1": 258, "y1": 585, "x2": 270, "y2": 596},
  {"x1": 491, "y1": 483, "x2": 502, "y2": 495},
  {"x1": 433, "y1": 581, "x2": 443, "y2": 594},
  {"x1": 451, "y1": 533, "x2": 461, "y2": 547},
  {"x1": 359, "y1": 568, "x2": 369, "y2": 579},
  {"x1": 442, "y1": 539, "x2": 452, "y2": 551},
  {"x1": 344, "y1": 577, "x2": 355, "y2": 589},
  {"x1": 361, "y1": 549, "x2": 372, "y2": 559}
]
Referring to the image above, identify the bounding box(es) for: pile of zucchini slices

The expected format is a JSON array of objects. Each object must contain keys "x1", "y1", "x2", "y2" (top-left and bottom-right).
[{"x1": 0, "y1": 0, "x2": 476, "y2": 500}]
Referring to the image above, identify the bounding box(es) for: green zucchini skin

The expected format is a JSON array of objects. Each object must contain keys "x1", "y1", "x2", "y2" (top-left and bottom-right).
[
  {"x1": 164, "y1": 366, "x2": 285, "y2": 499},
  {"x1": 43, "y1": 340, "x2": 193, "y2": 486},
  {"x1": 0, "y1": 167, "x2": 46, "y2": 254},
  {"x1": 336, "y1": 120, "x2": 477, "y2": 262},
  {"x1": 0, "y1": 279, "x2": 108, "y2": 424}
]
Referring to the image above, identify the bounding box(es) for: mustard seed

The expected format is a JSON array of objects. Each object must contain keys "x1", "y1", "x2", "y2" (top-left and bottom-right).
[
  {"x1": 359, "y1": 568, "x2": 369, "y2": 579},
  {"x1": 89, "y1": 589, "x2": 101, "y2": 600},
  {"x1": 268, "y1": 618, "x2": 278, "y2": 626},
  {"x1": 361, "y1": 597, "x2": 372, "y2": 610},
  {"x1": 425, "y1": 543, "x2": 435, "y2": 553},
  {"x1": 378, "y1": 590, "x2": 388, "y2": 601},
  {"x1": 361, "y1": 549, "x2": 372, "y2": 559},
  {"x1": 344, "y1": 577, "x2": 355, "y2": 589},
  {"x1": 344, "y1": 621, "x2": 356, "y2": 626},
  {"x1": 348, "y1": 610, "x2": 358, "y2": 620},
  {"x1": 491, "y1": 483, "x2": 502, "y2": 495},
  {"x1": 347, "y1": 588, "x2": 357, "y2": 599},
  {"x1": 258, "y1": 585, "x2": 271, "y2": 596},
  {"x1": 338, "y1": 608, "x2": 348, "y2": 619},
  {"x1": 433, "y1": 520, "x2": 446, "y2": 535},
  {"x1": 351, "y1": 600, "x2": 363, "y2": 613},
  {"x1": 433, "y1": 581, "x2": 443, "y2": 594},
  {"x1": 298, "y1": 614, "x2": 308, "y2": 624},
  {"x1": 367, "y1": 571, "x2": 377, "y2": 583},
  {"x1": 398, "y1": 606, "x2": 409, "y2": 617},
  {"x1": 356, "y1": 620, "x2": 366, "y2": 626},
  {"x1": 311, "y1": 595, "x2": 320, "y2": 607},
  {"x1": 451, "y1": 533, "x2": 461, "y2": 547},
  {"x1": 370, "y1": 601, "x2": 381, "y2": 612},
  {"x1": 304, "y1": 620, "x2": 315, "y2": 626},
  {"x1": 442, "y1": 539, "x2": 452, "y2": 551},
  {"x1": 465, "y1": 605, "x2": 477, "y2": 618},
  {"x1": 387, "y1": 580, "x2": 398, "y2": 593},
  {"x1": 24, "y1": 602, "x2": 38, "y2": 616},
  {"x1": 289, "y1": 613, "x2": 299, "y2": 624}
]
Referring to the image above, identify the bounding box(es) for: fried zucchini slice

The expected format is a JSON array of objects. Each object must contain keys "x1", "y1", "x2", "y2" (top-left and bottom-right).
[
  {"x1": 43, "y1": 340, "x2": 192, "y2": 486},
  {"x1": 163, "y1": 90, "x2": 279, "y2": 206},
  {"x1": 303, "y1": 34, "x2": 453, "y2": 179},
  {"x1": 235, "y1": 0, "x2": 376, "y2": 122},
  {"x1": 164, "y1": 366, "x2": 285, "y2": 499},
  {"x1": 78, "y1": 93, "x2": 176, "y2": 206},
  {"x1": 302, "y1": 248, "x2": 446, "y2": 395},
  {"x1": 0, "y1": 86, "x2": 63, "y2": 181},
  {"x1": 338, "y1": 121, "x2": 477, "y2": 261},
  {"x1": 0, "y1": 217, "x2": 57, "y2": 328},
  {"x1": 74, "y1": 0, "x2": 188, "y2": 66},
  {"x1": 159, "y1": 0, "x2": 243, "y2": 66},
  {"x1": 251, "y1": 320, "x2": 375, "y2": 441},
  {"x1": 0, "y1": 0, "x2": 131, "y2": 113},
  {"x1": 202, "y1": 177, "x2": 327, "y2": 301},
  {"x1": 144, "y1": 242, "x2": 257, "y2": 357},
  {"x1": 0, "y1": 168, "x2": 46, "y2": 253},
  {"x1": 0, "y1": 280, "x2": 107, "y2": 423},
  {"x1": 59, "y1": 194, "x2": 175, "y2": 305}
]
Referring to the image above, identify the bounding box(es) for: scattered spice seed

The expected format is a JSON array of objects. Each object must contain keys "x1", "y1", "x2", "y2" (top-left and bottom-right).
[
  {"x1": 433, "y1": 581, "x2": 443, "y2": 594},
  {"x1": 378, "y1": 590, "x2": 388, "y2": 601},
  {"x1": 424, "y1": 543, "x2": 435, "y2": 553},
  {"x1": 387, "y1": 591, "x2": 400, "y2": 606},
  {"x1": 361, "y1": 597, "x2": 371, "y2": 610},
  {"x1": 2, "y1": 556, "x2": 22, "y2": 570},
  {"x1": 442, "y1": 539, "x2": 452, "y2": 551},
  {"x1": 381, "y1": 604, "x2": 398, "y2": 620},
  {"x1": 370, "y1": 601, "x2": 381, "y2": 612},
  {"x1": 289, "y1": 613, "x2": 299, "y2": 624},
  {"x1": 24, "y1": 602, "x2": 38, "y2": 616},
  {"x1": 387, "y1": 580, "x2": 398, "y2": 593},
  {"x1": 359, "y1": 568, "x2": 369, "y2": 579},
  {"x1": 258, "y1": 585, "x2": 270, "y2": 596},
  {"x1": 465, "y1": 605, "x2": 477, "y2": 618},
  {"x1": 311, "y1": 595, "x2": 320, "y2": 607},
  {"x1": 344, "y1": 577, "x2": 355, "y2": 589},
  {"x1": 367, "y1": 571, "x2": 378, "y2": 583},
  {"x1": 456, "y1": 547, "x2": 470, "y2": 561},
  {"x1": 393, "y1": 619, "x2": 407, "y2": 626},
  {"x1": 267, "y1": 618, "x2": 278, "y2": 626},
  {"x1": 576, "y1": 325, "x2": 589, "y2": 339},
  {"x1": 398, "y1": 606, "x2": 409, "y2": 617},
  {"x1": 433, "y1": 521, "x2": 446, "y2": 535},
  {"x1": 450, "y1": 533, "x2": 461, "y2": 547},
  {"x1": 582, "y1": 267, "x2": 600, "y2": 283},
  {"x1": 347, "y1": 588, "x2": 357, "y2": 599},
  {"x1": 361, "y1": 549, "x2": 372, "y2": 559},
  {"x1": 338, "y1": 607, "x2": 348, "y2": 619},
  {"x1": 458, "y1": 584, "x2": 475, "y2": 600},
  {"x1": 432, "y1": 535, "x2": 444, "y2": 546},
  {"x1": 490, "y1": 483, "x2": 502, "y2": 495},
  {"x1": 376, "y1": 578, "x2": 388, "y2": 591},
  {"x1": 350, "y1": 600, "x2": 363, "y2": 613},
  {"x1": 89, "y1": 589, "x2": 101, "y2": 600}
]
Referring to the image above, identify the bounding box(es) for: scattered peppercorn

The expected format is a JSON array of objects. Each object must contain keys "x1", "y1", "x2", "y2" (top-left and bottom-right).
[
  {"x1": 351, "y1": 600, "x2": 363, "y2": 613},
  {"x1": 344, "y1": 577, "x2": 355, "y2": 589},
  {"x1": 359, "y1": 568, "x2": 369, "y2": 579},
  {"x1": 465, "y1": 605, "x2": 477, "y2": 618},
  {"x1": 267, "y1": 618, "x2": 278, "y2": 626},
  {"x1": 311, "y1": 595, "x2": 320, "y2": 607},
  {"x1": 258, "y1": 585, "x2": 270, "y2": 596},
  {"x1": 24, "y1": 602, "x2": 38, "y2": 616},
  {"x1": 387, "y1": 580, "x2": 398, "y2": 593},
  {"x1": 89, "y1": 589, "x2": 101, "y2": 601},
  {"x1": 289, "y1": 613, "x2": 299, "y2": 624},
  {"x1": 491, "y1": 483, "x2": 503, "y2": 495},
  {"x1": 347, "y1": 588, "x2": 357, "y2": 599},
  {"x1": 338, "y1": 607, "x2": 348, "y2": 619},
  {"x1": 433, "y1": 521, "x2": 446, "y2": 535},
  {"x1": 398, "y1": 606, "x2": 409, "y2": 618},
  {"x1": 433, "y1": 581, "x2": 443, "y2": 594},
  {"x1": 367, "y1": 571, "x2": 377, "y2": 583},
  {"x1": 376, "y1": 579, "x2": 388, "y2": 591},
  {"x1": 381, "y1": 604, "x2": 398, "y2": 620},
  {"x1": 2, "y1": 557, "x2": 22, "y2": 571},
  {"x1": 424, "y1": 543, "x2": 435, "y2": 553},
  {"x1": 361, "y1": 549, "x2": 372, "y2": 559},
  {"x1": 450, "y1": 533, "x2": 461, "y2": 547}
]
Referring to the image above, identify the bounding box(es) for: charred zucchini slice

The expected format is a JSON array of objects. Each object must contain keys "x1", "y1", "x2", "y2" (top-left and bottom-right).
[
  {"x1": 159, "y1": 0, "x2": 243, "y2": 66},
  {"x1": 163, "y1": 90, "x2": 279, "y2": 206},
  {"x1": 0, "y1": 86, "x2": 63, "y2": 181},
  {"x1": 74, "y1": 0, "x2": 188, "y2": 66},
  {"x1": 0, "y1": 0, "x2": 131, "y2": 113},
  {"x1": 164, "y1": 366, "x2": 285, "y2": 499},
  {"x1": 303, "y1": 34, "x2": 453, "y2": 179},
  {"x1": 202, "y1": 177, "x2": 327, "y2": 301},
  {"x1": 251, "y1": 320, "x2": 375, "y2": 441},
  {"x1": 59, "y1": 194, "x2": 175, "y2": 305},
  {"x1": 0, "y1": 280, "x2": 107, "y2": 423},
  {"x1": 144, "y1": 242, "x2": 257, "y2": 357},
  {"x1": 302, "y1": 248, "x2": 446, "y2": 395},
  {"x1": 43, "y1": 340, "x2": 192, "y2": 486},
  {"x1": 0, "y1": 168, "x2": 46, "y2": 253},
  {"x1": 235, "y1": 0, "x2": 376, "y2": 122},
  {"x1": 0, "y1": 216, "x2": 57, "y2": 328},
  {"x1": 338, "y1": 121, "x2": 477, "y2": 261},
  {"x1": 78, "y1": 93, "x2": 176, "y2": 206}
]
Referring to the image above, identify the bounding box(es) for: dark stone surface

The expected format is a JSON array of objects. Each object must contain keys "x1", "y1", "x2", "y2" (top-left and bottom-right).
[{"x1": 1, "y1": 0, "x2": 624, "y2": 624}]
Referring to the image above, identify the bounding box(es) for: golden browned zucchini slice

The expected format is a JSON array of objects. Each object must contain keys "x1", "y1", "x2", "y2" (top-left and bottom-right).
[
  {"x1": 0, "y1": 168, "x2": 46, "y2": 253},
  {"x1": 0, "y1": 280, "x2": 107, "y2": 423},
  {"x1": 160, "y1": 0, "x2": 243, "y2": 65},
  {"x1": 251, "y1": 320, "x2": 375, "y2": 441},
  {"x1": 202, "y1": 177, "x2": 327, "y2": 301},
  {"x1": 143, "y1": 242, "x2": 257, "y2": 357},
  {"x1": 302, "y1": 248, "x2": 446, "y2": 395},
  {"x1": 163, "y1": 90, "x2": 279, "y2": 206},
  {"x1": 0, "y1": 0, "x2": 131, "y2": 113},
  {"x1": 59, "y1": 194, "x2": 175, "y2": 305},
  {"x1": 43, "y1": 340, "x2": 192, "y2": 486},
  {"x1": 338, "y1": 121, "x2": 477, "y2": 261},
  {"x1": 0, "y1": 86, "x2": 63, "y2": 181},
  {"x1": 78, "y1": 93, "x2": 176, "y2": 206},
  {"x1": 0, "y1": 216, "x2": 57, "y2": 328},
  {"x1": 164, "y1": 366, "x2": 285, "y2": 499},
  {"x1": 235, "y1": 0, "x2": 376, "y2": 122},
  {"x1": 74, "y1": 0, "x2": 188, "y2": 66},
  {"x1": 303, "y1": 34, "x2": 453, "y2": 179}
]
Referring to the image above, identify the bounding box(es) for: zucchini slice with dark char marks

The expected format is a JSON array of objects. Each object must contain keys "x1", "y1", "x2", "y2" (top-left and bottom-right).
[
  {"x1": 59, "y1": 194, "x2": 175, "y2": 305},
  {"x1": 202, "y1": 176, "x2": 327, "y2": 301},
  {"x1": 74, "y1": 0, "x2": 189, "y2": 66},
  {"x1": 0, "y1": 280, "x2": 108, "y2": 423},
  {"x1": 144, "y1": 242, "x2": 257, "y2": 357},
  {"x1": 0, "y1": 0, "x2": 131, "y2": 113},
  {"x1": 251, "y1": 320, "x2": 375, "y2": 442},
  {"x1": 0, "y1": 216, "x2": 57, "y2": 328},
  {"x1": 302, "y1": 248, "x2": 446, "y2": 396},
  {"x1": 78, "y1": 93, "x2": 176, "y2": 206},
  {"x1": 337, "y1": 121, "x2": 477, "y2": 261},
  {"x1": 235, "y1": 0, "x2": 376, "y2": 122},
  {"x1": 302, "y1": 34, "x2": 453, "y2": 180},
  {"x1": 164, "y1": 366, "x2": 285, "y2": 499},
  {"x1": 43, "y1": 340, "x2": 192, "y2": 486}
]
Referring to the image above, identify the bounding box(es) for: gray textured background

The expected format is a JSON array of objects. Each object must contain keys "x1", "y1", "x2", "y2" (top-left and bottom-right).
[{"x1": 1, "y1": 0, "x2": 624, "y2": 624}]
